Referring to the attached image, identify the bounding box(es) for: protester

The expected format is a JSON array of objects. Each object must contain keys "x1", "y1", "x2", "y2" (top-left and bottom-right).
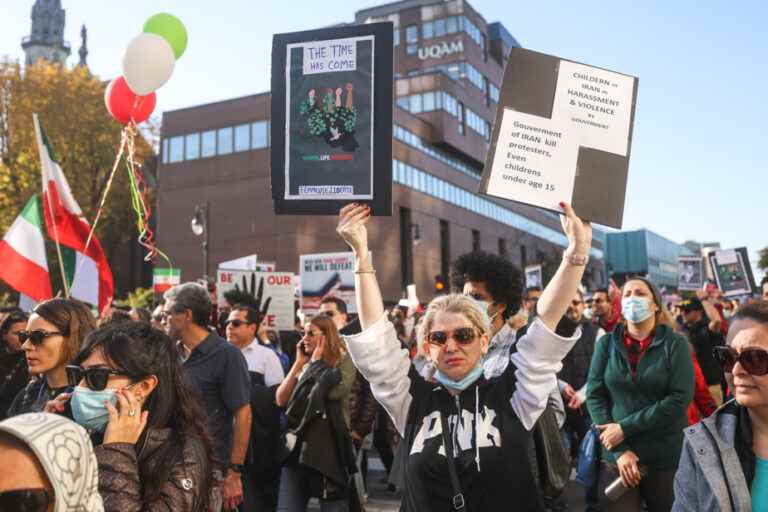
[
  {"x1": 523, "y1": 285, "x2": 542, "y2": 318},
  {"x1": 150, "y1": 303, "x2": 165, "y2": 330},
  {"x1": 97, "y1": 307, "x2": 132, "y2": 327},
  {"x1": 0, "y1": 310, "x2": 29, "y2": 419},
  {"x1": 0, "y1": 412, "x2": 104, "y2": 511},
  {"x1": 586, "y1": 277, "x2": 695, "y2": 512},
  {"x1": 275, "y1": 314, "x2": 356, "y2": 512},
  {"x1": 8, "y1": 298, "x2": 95, "y2": 416},
  {"x1": 672, "y1": 300, "x2": 768, "y2": 511},
  {"x1": 226, "y1": 306, "x2": 285, "y2": 387},
  {"x1": 336, "y1": 202, "x2": 591, "y2": 510},
  {"x1": 129, "y1": 307, "x2": 151, "y2": 323},
  {"x1": 679, "y1": 296, "x2": 726, "y2": 405},
  {"x1": 592, "y1": 287, "x2": 621, "y2": 334},
  {"x1": 163, "y1": 282, "x2": 252, "y2": 512},
  {"x1": 62, "y1": 322, "x2": 214, "y2": 510}
]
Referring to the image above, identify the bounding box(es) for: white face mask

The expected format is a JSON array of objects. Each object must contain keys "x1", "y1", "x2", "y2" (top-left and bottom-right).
[{"x1": 470, "y1": 298, "x2": 499, "y2": 323}]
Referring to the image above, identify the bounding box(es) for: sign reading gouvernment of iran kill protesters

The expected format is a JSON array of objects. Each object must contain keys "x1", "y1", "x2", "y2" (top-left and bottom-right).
[
  {"x1": 271, "y1": 23, "x2": 393, "y2": 215},
  {"x1": 479, "y1": 48, "x2": 638, "y2": 228}
]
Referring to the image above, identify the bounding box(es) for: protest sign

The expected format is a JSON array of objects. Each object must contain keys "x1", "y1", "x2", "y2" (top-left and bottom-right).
[
  {"x1": 525, "y1": 264, "x2": 543, "y2": 289},
  {"x1": 217, "y1": 270, "x2": 295, "y2": 330},
  {"x1": 153, "y1": 268, "x2": 180, "y2": 294},
  {"x1": 271, "y1": 23, "x2": 393, "y2": 215},
  {"x1": 479, "y1": 48, "x2": 638, "y2": 228},
  {"x1": 708, "y1": 248, "x2": 756, "y2": 297},
  {"x1": 300, "y1": 251, "x2": 369, "y2": 314},
  {"x1": 677, "y1": 256, "x2": 703, "y2": 291}
]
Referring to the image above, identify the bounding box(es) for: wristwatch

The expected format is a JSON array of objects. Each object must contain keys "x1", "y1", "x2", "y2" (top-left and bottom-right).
[{"x1": 228, "y1": 463, "x2": 245, "y2": 474}]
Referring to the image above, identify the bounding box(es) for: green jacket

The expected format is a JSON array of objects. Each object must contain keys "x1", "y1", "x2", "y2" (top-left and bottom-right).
[{"x1": 586, "y1": 324, "x2": 695, "y2": 470}]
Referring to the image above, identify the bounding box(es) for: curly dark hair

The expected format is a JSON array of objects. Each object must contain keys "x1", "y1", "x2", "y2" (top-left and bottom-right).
[
  {"x1": 450, "y1": 251, "x2": 523, "y2": 320},
  {"x1": 74, "y1": 322, "x2": 214, "y2": 510}
]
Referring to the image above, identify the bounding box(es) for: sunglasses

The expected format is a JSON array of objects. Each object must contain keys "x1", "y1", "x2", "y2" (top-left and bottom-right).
[
  {"x1": 321, "y1": 311, "x2": 337, "y2": 317},
  {"x1": 713, "y1": 346, "x2": 768, "y2": 376},
  {"x1": 66, "y1": 365, "x2": 133, "y2": 391},
  {"x1": 18, "y1": 329, "x2": 64, "y2": 346},
  {"x1": 427, "y1": 327, "x2": 477, "y2": 346},
  {"x1": 225, "y1": 319, "x2": 253, "y2": 328},
  {"x1": 303, "y1": 330, "x2": 321, "y2": 339},
  {"x1": 0, "y1": 489, "x2": 51, "y2": 512}
]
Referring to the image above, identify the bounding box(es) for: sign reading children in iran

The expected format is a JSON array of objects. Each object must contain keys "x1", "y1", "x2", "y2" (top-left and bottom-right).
[
  {"x1": 479, "y1": 48, "x2": 638, "y2": 228},
  {"x1": 271, "y1": 24, "x2": 393, "y2": 215}
]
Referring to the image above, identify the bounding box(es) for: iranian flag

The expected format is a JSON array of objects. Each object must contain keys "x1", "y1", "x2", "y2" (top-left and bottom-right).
[
  {"x1": 33, "y1": 114, "x2": 114, "y2": 313},
  {"x1": 0, "y1": 195, "x2": 53, "y2": 302},
  {"x1": 153, "y1": 268, "x2": 180, "y2": 294}
]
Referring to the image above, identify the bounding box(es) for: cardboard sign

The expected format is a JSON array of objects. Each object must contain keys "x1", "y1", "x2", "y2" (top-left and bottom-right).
[
  {"x1": 708, "y1": 248, "x2": 756, "y2": 297},
  {"x1": 678, "y1": 257, "x2": 703, "y2": 291},
  {"x1": 299, "y1": 252, "x2": 368, "y2": 314},
  {"x1": 271, "y1": 23, "x2": 393, "y2": 215},
  {"x1": 217, "y1": 270, "x2": 295, "y2": 330},
  {"x1": 479, "y1": 48, "x2": 638, "y2": 228}
]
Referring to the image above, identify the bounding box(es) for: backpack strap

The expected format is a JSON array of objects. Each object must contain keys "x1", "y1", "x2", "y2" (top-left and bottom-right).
[{"x1": 439, "y1": 409, "x2": 467, "y2": 512}]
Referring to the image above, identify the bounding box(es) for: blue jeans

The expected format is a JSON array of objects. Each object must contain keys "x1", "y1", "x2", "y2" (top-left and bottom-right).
[{"x1": 276, "y1": 466, "x2": 348, "y2": 512}]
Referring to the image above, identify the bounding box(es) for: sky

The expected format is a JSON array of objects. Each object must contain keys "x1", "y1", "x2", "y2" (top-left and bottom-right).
[{"x1": 2, "y1": 0, "x2": 766, "y2": 279}]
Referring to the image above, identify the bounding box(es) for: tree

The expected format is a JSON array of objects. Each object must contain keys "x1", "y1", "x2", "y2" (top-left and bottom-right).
[
  {"x1": 0, "y1": 58, "x2": 156, "y2": 297},
  {"x1": 759, "y1": 247, "x2": 768, "y2": 272}
]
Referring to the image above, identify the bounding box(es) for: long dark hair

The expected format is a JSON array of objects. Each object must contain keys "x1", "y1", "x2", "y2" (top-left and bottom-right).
[
  {"x1": 34, "y1": 298, "x2": 96, "y2": 364},
  {"x1": 74, "y1": 321, "x2": 214, "y2": 510}
]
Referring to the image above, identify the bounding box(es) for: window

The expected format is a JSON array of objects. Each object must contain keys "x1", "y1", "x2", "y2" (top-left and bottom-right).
[
  {"x1": 201, "y1": 130, "x2": 216, "y2": 157},
  {"x1": 252, "y1": 121, "x2": 268, "y2": 149},
  {"x1": 162, "y1": 138, "x2": 169, "y2": 164},
  {"x1": 472, "y1": 230, "x2": 481, "y2": 252},
  {"x1": 446, "y1": 16, "x2": 458, "y2": 34},
  {"x1": 407, "y1": 44, "x2": 417, "y2": 55},
  {"x1": 409, "y1": 94, "x2": 422, "y2": 113},
  {"x1": 434, "y1": 18, "x2": 446, "y2": 37},
  {"x1": 234, "y1": 124, "x2": 250, "y2": 152},
  {"x1": 440, "y1": 220, "x2": 450, "y2": 277},
  {"x1": 393, "y1": 28, "x2": 400, "y2": 46},
  {"x1": 406, "y1": 24, "x2": 418, "y2": 43},
  {"x1": 458, "y1": 101, "x2": 465, "y2": 135},
  {"x1": 185, "y1": 133, "x2": 200, "y2": 160},
  {"x1": 400, "y1": 208, "x2": 413, "y2": 288},
  {"x1": 422, "y1": 22, "x2": 433, "y2": 39},
  {"x1": 217, "y1": 127, "x2": 233, "y2": 155},
  {"x1": 423, "y1": 91, "x2": 436, "y2": 111},
  {"x1": 169, "y1": 136, "x2": 184, "y2": 163}
]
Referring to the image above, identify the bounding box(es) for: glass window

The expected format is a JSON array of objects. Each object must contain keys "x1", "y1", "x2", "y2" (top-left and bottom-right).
[
  {"x1": 169, "y1": 136, "x2": 184, "y2": 163},
  {"x1": 162, "y1": 138, "x2": 169, "y2": 164},
  {"x1": 406, "y1": 24, "x2": 418, "y2": 43},
  {"x1": 393, "y1": 28, "x2": 400, "y2": 46},
  {"x1": 406, "y1": 44, "x2": 417, "y2": 56},
  {"x1": 217, "y1": 127, "x2": 233, "y2": 155},
  {"x1": 423, "y1": 91, "x2": 435, "y2": 111},
  {"x1": 409, "y1": 94, "x2": 422, "y2": 113},
  {"x1": 234, "y1": 124, "x2": 250, "y2": 152},
  {"x1": 252, "y1": 121, "x2": 268, "y2": 149},
  {"x1": 446, "y1": 16, "x2": 458, "y2": 33},
  {"x1": 201, "y1": 130, "x2": 216, "y2": 157},
  {"x1": 434, "y1": 18, "x2": 446, "y2": 37},
  {"x1": 185, "y1": 133, "x2": 200, "y2": 160},
  {"x1": 422, "y1": 22, "x2": 433, "y2": 39}
]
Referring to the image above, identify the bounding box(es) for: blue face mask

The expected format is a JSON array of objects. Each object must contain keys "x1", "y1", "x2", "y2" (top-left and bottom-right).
[
  {"x1": 621, "y1": 296, "x2": 654, "y2": 324},
  {"x1": 435, "y1": 363, "x2": 484, "y2": 392},
  {"x1": 70, "y1": 386, "x2": 118, "y2": 433}
]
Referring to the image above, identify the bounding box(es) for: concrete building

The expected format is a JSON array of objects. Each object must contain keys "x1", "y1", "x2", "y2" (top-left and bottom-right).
[{"x1": 158, "y1": 0, "x2": 606, "y2": 302}]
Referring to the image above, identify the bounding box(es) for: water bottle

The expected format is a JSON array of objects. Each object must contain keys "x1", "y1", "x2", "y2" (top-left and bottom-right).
[{"x1": 604, "y1": 466, "x2": 647, "y2": 501}]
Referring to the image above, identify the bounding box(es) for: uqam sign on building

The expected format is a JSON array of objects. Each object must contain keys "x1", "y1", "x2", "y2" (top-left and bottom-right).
[{"x1": 418, "y1": 40, "x2": 464, "y2": 60}]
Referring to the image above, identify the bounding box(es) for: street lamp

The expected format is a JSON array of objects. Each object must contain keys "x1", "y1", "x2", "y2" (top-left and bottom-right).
[{"x1": 191, "y1": 201, "x2": 209, "y2": 280}]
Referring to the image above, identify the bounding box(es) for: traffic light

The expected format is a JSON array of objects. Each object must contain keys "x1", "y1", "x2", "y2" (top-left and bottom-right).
[{"x1": 434, "y1": 274, "x2": 447, "y2": 295}]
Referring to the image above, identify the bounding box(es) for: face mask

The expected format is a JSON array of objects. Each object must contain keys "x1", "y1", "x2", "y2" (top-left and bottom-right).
[
  {"x1": 621, "y1": 296, "x2": 654, "y2": 324},
  {"x1": 469, "y1": 298, "x2": 499, "y2": 323},
  {"x1": 435, "y1": 363, "x2": 484, "y2": 392},
  {"x1": 71, "y1": 386, "x2": 118, "y2": 433}
]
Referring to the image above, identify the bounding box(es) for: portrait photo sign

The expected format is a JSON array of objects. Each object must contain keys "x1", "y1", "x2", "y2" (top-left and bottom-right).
[
  {"x1": 271, "y1": 23, "x2": 393, "y2": 215},
  {"x1": 677, "y1": 256, "x2": 703, "y2": 291}
]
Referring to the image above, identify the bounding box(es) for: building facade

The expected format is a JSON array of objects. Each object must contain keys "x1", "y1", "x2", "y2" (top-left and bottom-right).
[
  {"x1": 158, "y1": 0, "x2": 606, "y2": 302},
  {"x1": 605, "y1": 229, "x2": 692, "y2": 289}
]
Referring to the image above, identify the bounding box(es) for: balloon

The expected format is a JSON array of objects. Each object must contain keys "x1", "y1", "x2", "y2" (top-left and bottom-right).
[
  {"x1": 104, "y1": 76, "x2": 156, "y2": 124},
  {"x1": 143, "y1": 13, "x2": 188, "y2": 59},
  {"x1": 122, "y1": 33, "x2": 175, "y2": 96}
]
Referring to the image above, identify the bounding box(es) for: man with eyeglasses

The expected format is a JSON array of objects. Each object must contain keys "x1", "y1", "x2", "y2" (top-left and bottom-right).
[{"x1": 592, "y1": 287, "x2": 621, "y2": 334}]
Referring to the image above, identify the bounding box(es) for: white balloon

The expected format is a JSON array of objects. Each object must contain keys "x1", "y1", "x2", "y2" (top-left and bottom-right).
[{"x1": 122, "y1": 33, "x2": 175, "y2": 96}]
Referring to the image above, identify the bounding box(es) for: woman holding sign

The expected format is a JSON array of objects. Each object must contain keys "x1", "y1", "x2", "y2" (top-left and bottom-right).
[{"x1": 336, "y1": 202, "x2": 590, "y2": 511}]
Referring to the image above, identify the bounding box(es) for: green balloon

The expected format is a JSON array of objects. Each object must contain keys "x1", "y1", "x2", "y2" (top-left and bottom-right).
[{"x1": 143, "y1": 13, "x2": 187, "y2": 59}]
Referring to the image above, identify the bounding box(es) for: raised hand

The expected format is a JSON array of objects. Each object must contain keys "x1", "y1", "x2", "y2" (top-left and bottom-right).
[
  {"x1": 336, "y1": 203, "x2": 371, "y2": 257},
  {"x1": 559, "y1": 202, "x2": 592, "y2": 256}
]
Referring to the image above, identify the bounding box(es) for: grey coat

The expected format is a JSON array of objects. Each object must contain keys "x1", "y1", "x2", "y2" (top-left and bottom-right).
[{"x1": 672, "y1": 400, "x2": 756, "y2": 512}]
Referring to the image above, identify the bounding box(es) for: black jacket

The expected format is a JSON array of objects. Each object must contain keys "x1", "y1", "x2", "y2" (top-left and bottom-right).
[
  {"x1": 558, "y1": 321, "x2": 601, "y2": 391},
  {"x1": 246, "y1": 371, "x2": 283, "y2": 479}
]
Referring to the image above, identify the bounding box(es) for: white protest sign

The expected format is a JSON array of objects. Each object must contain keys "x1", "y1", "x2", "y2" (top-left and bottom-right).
[
  {"x1": 551, "y1": 60, "x2": 635, "y2": 157},
  {"x1": 300, "y1": 252, "x2": 370, "y2": 314},
  {"x1": 217, "y1": 270, "x2": 295, "y2": 330},
  {"x1": 303, "y1": 38, "x2": 357, "y2": 75}
]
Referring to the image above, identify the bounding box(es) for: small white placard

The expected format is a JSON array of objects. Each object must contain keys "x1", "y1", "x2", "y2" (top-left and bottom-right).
[
  {"x1": 716, "y1": 249, "x2": 738, "y2": 265},
  {"x1": 551, "y1": 60, "x2": 635, "y2": 156},
  {"x1": 486, "y1": 109, "x2": 578, "y2": 210},
  {"x1": 303, "y1": 38, "x2": 357, "y2": 75}
]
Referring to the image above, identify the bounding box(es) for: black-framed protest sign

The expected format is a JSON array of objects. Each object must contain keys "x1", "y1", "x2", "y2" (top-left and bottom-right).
[
  {"x1": 479, "y1": 48, "x2": 638, "y2": 228},
  {"x1": 708, "y1": 247, "x2": 756, "y2": 297},
  {"x1": 271, "y1": 23, "x2": 393, "y2": 216},
  {"x1": 678, "y1": 256, "x2": 703, "y2": 291}
]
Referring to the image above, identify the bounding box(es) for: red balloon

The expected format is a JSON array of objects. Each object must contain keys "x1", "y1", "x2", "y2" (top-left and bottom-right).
[{"x1": 104, "y1": 76, "x2": 156, "y2": 124}]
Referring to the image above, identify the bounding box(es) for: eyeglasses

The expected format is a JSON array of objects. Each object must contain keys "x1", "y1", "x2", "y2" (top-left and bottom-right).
[
  {"x1": 66, "y1": 365, "x2": 133, "y2": 391},
  {"x1": 713, "y1": 346, "x2": 768, "y2": 376},
  {"x1": 321, "y1": 311, "x2": 336, "y2": 317},
  {"x1": 426, "y1": 327, "x2": 477, "y2": 346},
  {"x1": 225, "y1": 319, "x2": 253, "y2": 328},
  {"x1": 18, "y1": 330, "x2": 64, "y2": 346},
  {"x1": 0, "y1": 489, "x2": 51, "y2": 511}
]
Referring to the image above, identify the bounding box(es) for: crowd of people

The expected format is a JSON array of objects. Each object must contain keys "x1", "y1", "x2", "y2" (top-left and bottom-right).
[{"x1": 0, "y1": 203, "x2": 766, "y2": 511}]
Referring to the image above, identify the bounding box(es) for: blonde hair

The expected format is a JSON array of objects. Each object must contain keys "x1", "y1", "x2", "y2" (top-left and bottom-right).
[
  {"x1": 417, "y1": 294, "x2": 491, "y2": 343},
  {"x1": 309, "y1": 315, "x2": 346, "y2": 367}
]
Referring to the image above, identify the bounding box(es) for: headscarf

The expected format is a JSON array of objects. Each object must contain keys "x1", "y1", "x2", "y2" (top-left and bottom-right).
[{"x1": 0, "y1": 412, "x2": 104, "y2": 512}]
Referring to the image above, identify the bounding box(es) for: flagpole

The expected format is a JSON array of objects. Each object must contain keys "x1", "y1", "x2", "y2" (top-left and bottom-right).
[{"x1": 33, "y1": 114, "x2": 70, "y2": 298}]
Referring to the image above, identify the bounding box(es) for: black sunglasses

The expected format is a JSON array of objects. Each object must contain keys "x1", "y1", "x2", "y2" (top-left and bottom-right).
[
  {"x1": 713, "y1": 346, "x2": 768, "y2": 376},
  {"x1": 427, "y1": 327, "x2": 477, "y2": 346},
  {"x1": 18, "y1": 329, "x2": 64, "y2": 346},
  {"x1": 0, "y1": 489, "x2": 51, "y2": 512},
  {"x1": 225, "y1": 319, "x2": 253, "y2": 328},
  {"x1": 66, "y1": 365, "x2": 133, "y2": 391}
]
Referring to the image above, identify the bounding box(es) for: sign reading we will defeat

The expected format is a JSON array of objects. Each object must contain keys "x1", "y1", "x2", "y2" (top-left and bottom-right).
[{"x1": 481, "y1": 49, "x2": 638, "y2": 228}]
